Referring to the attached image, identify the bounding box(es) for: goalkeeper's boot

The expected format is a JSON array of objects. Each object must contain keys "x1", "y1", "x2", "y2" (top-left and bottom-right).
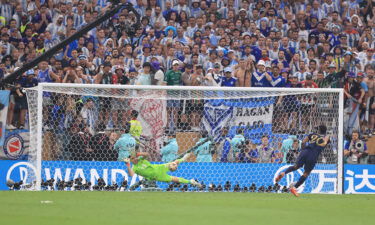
[
  {"x1": 190, "y1": 179, "x2": 202, "y2": 188},
  {"x1": 289, "y1": 182, "x2": 299, "y2": 197},
  {"x1": 275, "y1": 172, "x2": 285, "y2": 183}
]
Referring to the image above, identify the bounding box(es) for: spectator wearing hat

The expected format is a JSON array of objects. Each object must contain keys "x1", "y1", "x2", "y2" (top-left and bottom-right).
[
  {"x1": 221, "y1": 67, "x2": 237, "y2": 87},
  {"x1": 343, "y1": 51, "x2": 361, "y2": 73},
  {"x1": 205, "y1": 62, "x2": 223, "y2": 86},
  {"x1": 164, "y1": 60, "x2": 182, "y2": 86},
  {"x1": 325, "y1": 63, "x2": 347, "y2": 88},
  {"x1": 191, "y1": 0, "x2": 203, "y2": 18},
  {"x1": 46, "y1": 14, "x2": 66, "y2": 40},
  {"x1": 78, "y1": 54, "x2": 95, "y2": 76},
  {"x1": 251, "y1": 60, "x2": 268, "y2": 87}
]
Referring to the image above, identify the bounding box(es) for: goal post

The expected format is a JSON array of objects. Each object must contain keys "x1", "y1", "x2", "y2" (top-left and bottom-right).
[{"x1": 25, "y1": 83, "x2": 344, "y2": 193}]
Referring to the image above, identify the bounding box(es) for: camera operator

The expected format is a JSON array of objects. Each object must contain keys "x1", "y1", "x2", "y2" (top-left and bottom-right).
[{"x1": 344, "y1": 130, "x2": 368, "y2": 164}]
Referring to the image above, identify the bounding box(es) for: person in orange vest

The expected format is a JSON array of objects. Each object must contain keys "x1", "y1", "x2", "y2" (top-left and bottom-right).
[{"x1": 129, "y1": 110, "x2": 142, "y2": 139}]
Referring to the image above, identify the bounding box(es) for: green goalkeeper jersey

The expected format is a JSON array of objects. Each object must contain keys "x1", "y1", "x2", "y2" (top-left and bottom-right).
[
  {"x1": 132, "y1": 157, "x2": 155, "y2": 179},
  {"x1": 132, "y1": 157, "x2": 172, "y2": 182}
]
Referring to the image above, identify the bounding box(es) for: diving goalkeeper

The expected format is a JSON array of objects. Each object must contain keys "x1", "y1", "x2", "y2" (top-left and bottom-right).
[{"x1": 124, "y1": 152, "x2": 202, "y2": 187}]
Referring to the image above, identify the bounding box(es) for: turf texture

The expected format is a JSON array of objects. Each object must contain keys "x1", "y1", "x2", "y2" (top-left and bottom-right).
[{"x1": 0, "y1": 191, "x2": 373, "y2": 225}]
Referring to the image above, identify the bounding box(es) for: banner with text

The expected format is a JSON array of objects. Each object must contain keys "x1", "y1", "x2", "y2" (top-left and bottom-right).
[
  {"x1": 202, "y1": 98, "x2": 275, "y2": 143},
  {"x1": 4, "y1": 161, "x2": 375, "y2": 193}
]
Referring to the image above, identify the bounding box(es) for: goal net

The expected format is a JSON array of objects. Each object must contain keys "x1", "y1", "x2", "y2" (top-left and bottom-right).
[{"x1": 25, "y1": 84, "x2": 343, "y2": 193}]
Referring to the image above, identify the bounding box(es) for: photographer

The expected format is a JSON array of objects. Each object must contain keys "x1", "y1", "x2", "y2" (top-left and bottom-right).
[{"x1": 344, "y1": 130, "x2": 368, "y2": 164}]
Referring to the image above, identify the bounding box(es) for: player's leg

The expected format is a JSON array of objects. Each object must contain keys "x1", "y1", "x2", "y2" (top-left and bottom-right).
[
  {"x1": 275, "y1": 151, "x2": 306, "y2": 183},
  {"x1": 289, "y1": 170, "x2": 311, "y2": 197},
  {"x1": 289, "y1": 159, "x2": 315, "y2": 197},
  {"x1": 170, "y1": 176, "x2": 201, "y2": 187},
  {"x1": 155, "y1": 163, "x2": 201, "y2": 187}
]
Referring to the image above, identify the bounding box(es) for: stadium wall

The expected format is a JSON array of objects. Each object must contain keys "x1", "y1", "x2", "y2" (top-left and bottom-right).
[{"x1": 0, "y1": 160, "x2": 374, "y2": 194}]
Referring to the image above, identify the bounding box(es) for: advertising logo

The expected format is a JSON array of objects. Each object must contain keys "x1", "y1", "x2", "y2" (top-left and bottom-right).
[
  {"x1": 3, "y1": 133, "x2": 25, "y2": 159},
  {"x1": 6, "y1": 161, "x2": 37, "y2": 185}
]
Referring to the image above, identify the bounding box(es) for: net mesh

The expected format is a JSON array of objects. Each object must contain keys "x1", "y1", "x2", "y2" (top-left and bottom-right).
[{"x1": 25, "y1": 85, "x2": 341, "y2": 193}]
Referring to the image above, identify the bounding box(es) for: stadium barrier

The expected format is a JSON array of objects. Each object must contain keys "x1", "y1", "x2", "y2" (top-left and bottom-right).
[{"x1": 1, "y1": 160, "x2": 374, "y2": 194}]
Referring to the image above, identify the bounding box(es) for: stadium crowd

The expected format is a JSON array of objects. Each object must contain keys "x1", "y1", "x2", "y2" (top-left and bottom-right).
[{"x1": 0, "y1": 0, "x2": 374, "y2": 163}]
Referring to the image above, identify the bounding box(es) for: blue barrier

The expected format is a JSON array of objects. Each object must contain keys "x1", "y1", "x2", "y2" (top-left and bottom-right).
[{"x1": 0, "y1": 160, "x2": 374, "y2": 193}]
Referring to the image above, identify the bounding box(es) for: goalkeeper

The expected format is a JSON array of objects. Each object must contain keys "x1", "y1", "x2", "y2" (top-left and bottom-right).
[{"x1": 124, "y1": 152, "x2": 201, "y2": 187}]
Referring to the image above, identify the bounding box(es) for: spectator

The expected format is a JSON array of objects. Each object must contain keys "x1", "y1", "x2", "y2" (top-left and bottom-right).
[
  {"x1": 257, "y1": 135, "x2": 275, "y2": 163},
  {"x1": 80, "y1": 98, "x2": 98, "y2": 136},
  {"x1": 0, "y1": 0, "x2": 373, "y2": 163},
  {"x1": 221, "y1": 67, "x2": 237, "y2": 87},
  {"x1": 344, "y1": 72, "x2": 365, "y2": 136},
  {"x1": 14, "y1": 69, "x2": 38, "y2": 129},
  {"x1": 344, "y1": 130, "x2": 368, "y2": 164}
]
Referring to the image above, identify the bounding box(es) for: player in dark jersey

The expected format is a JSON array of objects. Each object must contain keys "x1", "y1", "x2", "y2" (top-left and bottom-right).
[{"x1": 274, "y1": 125, "x2": 330, "y2": 197}]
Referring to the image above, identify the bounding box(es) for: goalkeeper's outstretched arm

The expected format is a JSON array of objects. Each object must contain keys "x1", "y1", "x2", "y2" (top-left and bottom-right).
[{"x1": 124, "y1": 158, "x2": 135, "y2": 177}]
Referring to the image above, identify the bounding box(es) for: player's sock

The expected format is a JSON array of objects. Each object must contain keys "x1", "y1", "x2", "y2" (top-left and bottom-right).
[
  {"x1": 284, "y1": 165, "x2": 297, "y2": 175},
  {"x1": 295, "y1": 175, "x2": 307, "y2": 188},
  {"x1": 178, "y1": 177, "x2": 190, "y2": 184}
]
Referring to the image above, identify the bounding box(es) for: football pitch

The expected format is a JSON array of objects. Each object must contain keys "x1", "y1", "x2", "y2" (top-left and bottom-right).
[{"x1": 0, "y1": 191, "x2": 373, "y2": 225}]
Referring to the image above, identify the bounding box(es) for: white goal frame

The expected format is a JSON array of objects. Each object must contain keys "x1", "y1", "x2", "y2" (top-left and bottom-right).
[{"x1": 31, "y1": 83, "x2": 344, "y2": 194}]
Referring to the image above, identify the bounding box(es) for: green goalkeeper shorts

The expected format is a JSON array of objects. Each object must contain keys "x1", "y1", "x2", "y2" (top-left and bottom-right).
[{"x1": 151, "y1": 164, "x2": 172, "y2": 183}]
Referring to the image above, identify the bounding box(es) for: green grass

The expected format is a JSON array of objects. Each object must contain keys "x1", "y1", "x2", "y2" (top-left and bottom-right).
[{"x1": 0, "y1": 191, "x2": 373, "y2": 225}]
